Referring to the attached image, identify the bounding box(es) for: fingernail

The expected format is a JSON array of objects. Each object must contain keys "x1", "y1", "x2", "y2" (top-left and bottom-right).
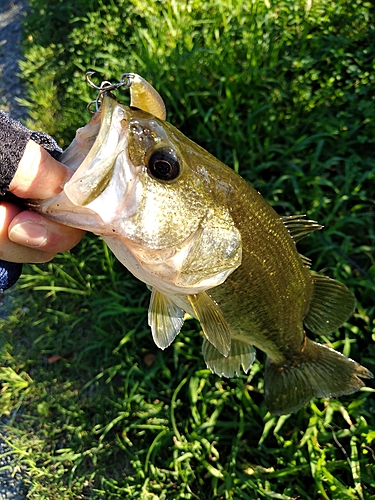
[{"x1": 9, "y1": 221, "x2": 48, "y2": 248}]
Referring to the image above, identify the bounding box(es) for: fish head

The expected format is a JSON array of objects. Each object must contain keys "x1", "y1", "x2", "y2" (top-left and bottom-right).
[{"x1": 31, "y1": 91, "x2": 242, "y2": 295}]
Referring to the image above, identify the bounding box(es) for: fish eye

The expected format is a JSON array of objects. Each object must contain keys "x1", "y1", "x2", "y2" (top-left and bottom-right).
[{"x1": 147, "y1": 148, "x2": 181, "y2": 182}]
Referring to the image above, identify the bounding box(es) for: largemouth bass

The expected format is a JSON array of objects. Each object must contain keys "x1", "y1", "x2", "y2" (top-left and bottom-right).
[{"x1": 30, "y1": 73, "x2": 373, "y2": 414}]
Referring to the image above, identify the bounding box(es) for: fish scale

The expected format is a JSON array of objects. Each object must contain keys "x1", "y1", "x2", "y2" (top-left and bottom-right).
[{"x1": 209, "y1": 202, "x2": 311, "y2": 358}]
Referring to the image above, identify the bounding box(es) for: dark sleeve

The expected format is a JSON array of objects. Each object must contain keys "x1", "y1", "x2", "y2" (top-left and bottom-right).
[
  {"x1": 0, "y1": 260, "x2": 23, "y2": 293},
  {"x1": 0, "y1": 112, "x2": 63, "y2": 291},
  {"x1": 0, "y1": 111, "x2": 62, "y2": 194}
]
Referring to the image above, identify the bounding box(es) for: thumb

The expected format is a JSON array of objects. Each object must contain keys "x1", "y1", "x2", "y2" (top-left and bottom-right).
[{"x1": 9, "y1": 139, "x2": 71, "y2": 199}]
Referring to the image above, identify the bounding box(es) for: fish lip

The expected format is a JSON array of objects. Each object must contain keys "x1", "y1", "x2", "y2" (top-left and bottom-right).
[
  {"x1": 26, "y1": 193, "x2": 107, "y2": 232},
  {"x1": 63, "y1": 96, "x2": 129, "y2": 207},
  {"x1": 28, "y1": 96, "x2": 137, "y2": 231}
]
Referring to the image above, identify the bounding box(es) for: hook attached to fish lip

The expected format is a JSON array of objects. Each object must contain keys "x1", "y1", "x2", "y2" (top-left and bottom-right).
[
  {"x1": 86, "y1": 71, "x2": 133, "y2": 113},
  {"x1": 86, "y1": 71, "x2": 167, "y2": 120}
]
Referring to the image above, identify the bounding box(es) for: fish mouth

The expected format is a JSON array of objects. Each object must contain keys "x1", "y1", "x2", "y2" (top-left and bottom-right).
[
  {"x1": 28, "y1": 95, "x2": 133, "y2": 231},
  {"x1": 63, "y1": 95, "x2": 128, "y2": 207}
]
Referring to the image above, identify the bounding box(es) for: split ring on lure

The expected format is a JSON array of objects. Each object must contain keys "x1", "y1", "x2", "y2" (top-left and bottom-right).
[{"x1": 86, "y1": 71, "x2": 167, "y2": 120}]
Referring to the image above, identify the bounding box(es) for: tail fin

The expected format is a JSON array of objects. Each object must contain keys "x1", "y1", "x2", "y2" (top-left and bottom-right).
[{"x1": 264, "y1": 338, "x2": 373, "y2": 415}]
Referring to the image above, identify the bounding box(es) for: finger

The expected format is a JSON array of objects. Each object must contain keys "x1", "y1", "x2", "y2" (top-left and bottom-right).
[
  {"x1": 8, "y1": 210, "x2": 85, "y2": 253},
  {"x1": 0, "y1": 203, "x2": 56, "y2": 263},
  {"x1": 9, "y1": 140, "x2": 72, "y2": 199}
]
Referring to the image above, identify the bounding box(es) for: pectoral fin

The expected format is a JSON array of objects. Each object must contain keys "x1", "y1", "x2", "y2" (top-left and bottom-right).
[
  {"x1": 304, "y1": 274, "x2": 355, "y2": 334},
  {"x1": 202, "y1": 338, "x2": 255, "y2": 377},
  {"x1": 187, "y1": 292, "x2": 231, "y2": 357},
  {"x1": 148, "y1": 289, "x2": 185, "y2": 349}
]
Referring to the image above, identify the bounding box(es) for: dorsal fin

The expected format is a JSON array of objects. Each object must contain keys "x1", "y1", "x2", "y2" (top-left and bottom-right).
[
  {"x1": 202, "y1": 338, "x2": 255, "y2": 378},
  {"x1": 282, "y1": 215, "x2": 322, "y2": 243},
  {"x1": 299, "y1": 253, "x2": 312, "y2": 268},
  {"x1": 148, "y1": 289, "x2": 185, "y2": 349},
  {"x1": 187, "y1": 292, "x2": 231, "y2": 357},
  {"x1": 304, "y1": 274, "x2": 355, "y2": 335}
]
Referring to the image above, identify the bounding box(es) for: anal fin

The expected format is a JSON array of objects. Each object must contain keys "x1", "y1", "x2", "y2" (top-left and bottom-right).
[
  {"x1": 188, "y1": 292, "x2": 231, "y2": 357},
  {"x1": 202, "y1": 338, "x2": 255, "y2": 378},
  {"x1": 148, "y1": 289, "x2": 185, "y2": 349},
  {"x1": 304, "y1": 274, "x2": 355, "y2": 334}
]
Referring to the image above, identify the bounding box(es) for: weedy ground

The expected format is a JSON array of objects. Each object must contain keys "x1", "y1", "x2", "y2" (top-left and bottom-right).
[{"x1": 1, "y1": 0, "x2": 375, "y2": 498}]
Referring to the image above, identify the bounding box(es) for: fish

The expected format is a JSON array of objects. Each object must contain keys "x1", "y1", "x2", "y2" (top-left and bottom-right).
[{"x1": 29, "y1": 73, "x2": 373, "y2": 415}]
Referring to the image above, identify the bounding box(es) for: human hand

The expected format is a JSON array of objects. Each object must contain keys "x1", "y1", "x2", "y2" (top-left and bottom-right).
[{"x1": 0, "y1": 140, "x2": 84, "y2": 263}]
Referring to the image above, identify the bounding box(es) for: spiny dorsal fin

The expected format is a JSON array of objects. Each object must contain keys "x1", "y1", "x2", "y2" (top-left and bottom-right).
[
  {"x1": 202, "y1": 338, "x2": 255, "y2": 378},
  {"x1": 188, "y1": 292, "x2": 231, "y2": 357},
  {"x1": 148, "y1": 289, "x2": 185, "y2": 349},
  {"x1": 303, "y1": 274, "x2": 355, "y2": 335},
  {"x1": 282, "y1": 215, "x2": 322, "y2": 243}
]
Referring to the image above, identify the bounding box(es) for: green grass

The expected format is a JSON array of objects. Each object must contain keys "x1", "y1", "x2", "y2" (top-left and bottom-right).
[{"x1": 1, "y1": 0, "x2": 375, "y2": 498}]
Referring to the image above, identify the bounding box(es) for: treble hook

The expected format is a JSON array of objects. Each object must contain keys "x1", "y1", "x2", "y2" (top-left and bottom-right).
[{"x1": 85, "y1": 71, "x2": 134, "y2": 113}]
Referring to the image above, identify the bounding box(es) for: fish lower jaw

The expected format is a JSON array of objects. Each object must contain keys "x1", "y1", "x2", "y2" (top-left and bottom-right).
[{"x1": 28, "y1": 197, "x2": 106, "y2": 233}]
